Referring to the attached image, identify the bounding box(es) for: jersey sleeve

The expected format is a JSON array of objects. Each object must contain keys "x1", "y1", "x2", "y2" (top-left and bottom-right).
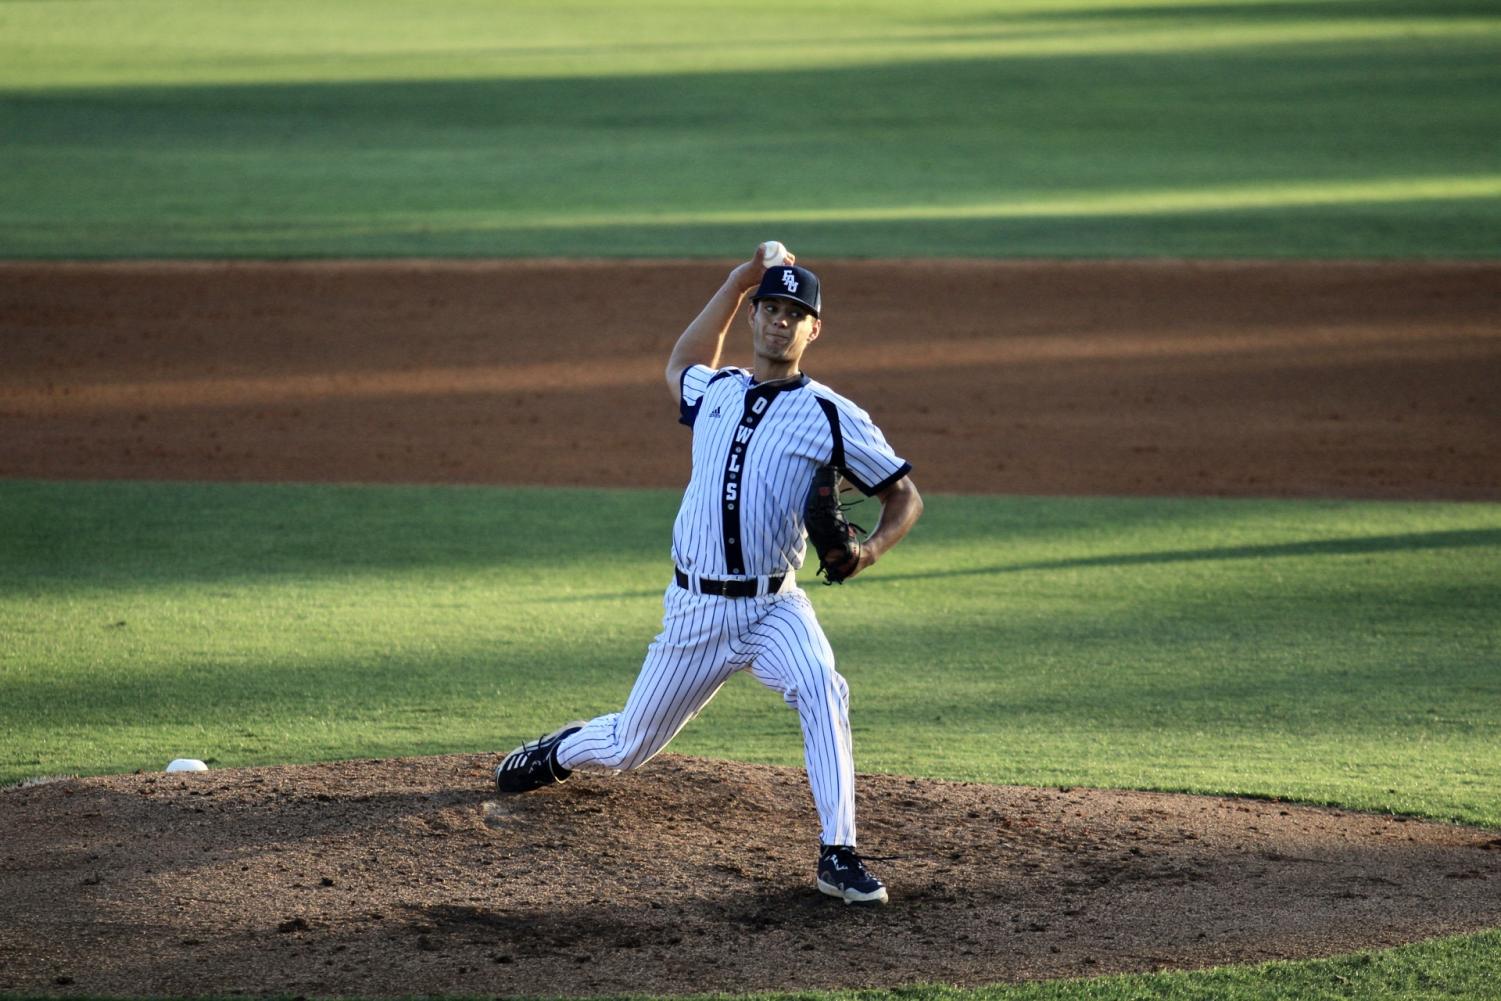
[
  {"x1": 834, "y1": 402, "x2": 912, "y2": 495},
  {"x1": 677, "y1": 364, "x2": 716, "y2": 427}
]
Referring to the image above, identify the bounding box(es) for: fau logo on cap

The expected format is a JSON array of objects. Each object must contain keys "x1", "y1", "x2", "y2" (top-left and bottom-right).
[{"x1": 781, "y1": 269, "x2": 799, "y2": 292}]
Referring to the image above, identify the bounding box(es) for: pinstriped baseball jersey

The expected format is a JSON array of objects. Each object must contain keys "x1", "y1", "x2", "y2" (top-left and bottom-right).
[
  {"x1": 673, "y1": 364, "x2": 911, "y2": 579},
  {"x1": 549, "y1": 321, "x2": 914, "y2": 851}
]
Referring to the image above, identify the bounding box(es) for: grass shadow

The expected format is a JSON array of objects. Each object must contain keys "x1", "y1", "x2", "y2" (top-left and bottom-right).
[{"x1": 879, "y1": 527, "x2": 1501, "y2": 584}]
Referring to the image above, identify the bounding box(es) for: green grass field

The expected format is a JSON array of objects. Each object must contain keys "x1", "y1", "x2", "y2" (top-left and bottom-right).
[
  {"x1": 2, "y1": 0, "x2": 1499, "y2": 259},
  {"x1": 6, "y1": 481, "x2": 1499, "y2": 829}
]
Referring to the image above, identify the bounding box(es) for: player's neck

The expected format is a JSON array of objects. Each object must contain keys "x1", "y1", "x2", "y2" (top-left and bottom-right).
[{"x1": 752, "y1": 360, "x2": 802, "y2": 384}]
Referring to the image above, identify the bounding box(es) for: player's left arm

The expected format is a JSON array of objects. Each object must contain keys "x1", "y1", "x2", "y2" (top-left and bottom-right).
[{"x1": 846, "y1": 475, "x2": 923, "y2": 579}]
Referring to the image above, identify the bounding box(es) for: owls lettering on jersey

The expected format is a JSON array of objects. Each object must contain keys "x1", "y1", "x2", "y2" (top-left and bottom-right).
[{"x1": 674, "y1": 365, "x2": 910, "y2": 579}]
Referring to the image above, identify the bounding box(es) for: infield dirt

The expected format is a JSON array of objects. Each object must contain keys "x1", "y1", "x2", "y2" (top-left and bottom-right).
[
  {"x1": 3, "y1": 259, "x2": 1498, "y2": 498},
  {"x1": 1, "y1": 259, "x2": 1499, "y2": 997}
]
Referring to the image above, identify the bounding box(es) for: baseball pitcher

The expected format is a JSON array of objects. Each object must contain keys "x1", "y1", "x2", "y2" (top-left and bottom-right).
[{"x1": 495, "y1": 244, "x2": 923, "y2": 905}]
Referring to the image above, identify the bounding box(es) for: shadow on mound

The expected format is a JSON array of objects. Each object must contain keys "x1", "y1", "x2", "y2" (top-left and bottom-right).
[{"x1": 3, "y1": 754, "x2": 1499, "y2": 998}]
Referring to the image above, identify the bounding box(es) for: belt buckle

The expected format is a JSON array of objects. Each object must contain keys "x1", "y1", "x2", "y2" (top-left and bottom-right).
[{"x1": 713, "y1": 578, "x2": 733, "y2": 596}]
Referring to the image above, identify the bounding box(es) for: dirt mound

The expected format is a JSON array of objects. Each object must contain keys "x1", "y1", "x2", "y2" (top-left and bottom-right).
[{"x1": 3, "y1": 754, "x2": 1498, "y2": 997}]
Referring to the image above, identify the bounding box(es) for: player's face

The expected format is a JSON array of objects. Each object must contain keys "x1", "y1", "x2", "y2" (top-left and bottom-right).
[{"x1": 750, "y1": 298, "x2": 821, "y2": 365}]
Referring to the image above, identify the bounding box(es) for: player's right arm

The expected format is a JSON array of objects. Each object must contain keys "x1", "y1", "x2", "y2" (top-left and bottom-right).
[
  {"x1": 663, "y1": 243, "x2": 792, "y2": 403},
  {"x1": 844, "y1": 474, "x2": 923, "y2": 579}
]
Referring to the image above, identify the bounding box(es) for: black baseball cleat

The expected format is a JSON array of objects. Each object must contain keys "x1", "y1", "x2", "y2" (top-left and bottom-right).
[
  {"x1": 817, "y1": 844, "x2": 889, "y2": 905},
  {"x1": 494, "y1": 721, "x2": 586, "y2": 794}
]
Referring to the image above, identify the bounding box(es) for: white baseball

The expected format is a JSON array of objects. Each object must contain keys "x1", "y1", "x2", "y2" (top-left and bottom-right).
[
  {"x1": 165, "y1": 758, "x2": 208, "y2": 773},
  {"x1": 761, "y1": 241, "x2": 789, "y2": 267}
]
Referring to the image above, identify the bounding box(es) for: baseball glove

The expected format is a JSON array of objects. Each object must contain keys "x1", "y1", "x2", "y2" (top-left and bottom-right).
[{"x1": 804, "y1": 464, "x2": 865, "y2": 584}]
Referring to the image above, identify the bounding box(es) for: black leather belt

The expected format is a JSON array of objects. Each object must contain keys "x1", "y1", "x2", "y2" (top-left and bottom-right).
[{"x1": 675, "y1": 568, "x2": 785, "y2": 598}]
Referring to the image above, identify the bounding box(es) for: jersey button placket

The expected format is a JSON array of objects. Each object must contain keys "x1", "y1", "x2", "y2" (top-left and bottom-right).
[
  {"x1": 723, "y1": 389, "x2": 770, "y2": 579},
  {"x1": 731, "y1": 419, "x2": 747, "y2": 568}
]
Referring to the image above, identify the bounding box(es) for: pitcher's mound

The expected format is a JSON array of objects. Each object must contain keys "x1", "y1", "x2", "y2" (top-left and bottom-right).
[{"x1": 3, "y1": 754, "x2": 1498, "y2": 997}]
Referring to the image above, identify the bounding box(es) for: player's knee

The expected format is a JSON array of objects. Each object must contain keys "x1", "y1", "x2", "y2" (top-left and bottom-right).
[
  {"x1": 814, "y1": 663, "x2": 849, "y2": 703},
  {"x1": 781, "y1": 665, "x2": 848, "y2": 715}
]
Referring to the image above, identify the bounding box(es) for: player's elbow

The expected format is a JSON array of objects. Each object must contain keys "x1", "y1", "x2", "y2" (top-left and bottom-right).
[
  {"x1": 883, "y1": 476, "x2": 923, "y2": 522},
  {"x1": 893, "y1": 480, "x2": 923, "y2": 538},
  {"x1": 663, "y1": 362, "x2": 685, "y2": 403}
]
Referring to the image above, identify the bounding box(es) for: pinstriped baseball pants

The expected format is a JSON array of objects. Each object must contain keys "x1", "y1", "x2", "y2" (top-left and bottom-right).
[{"x1": 555, "y1": 582, "x2": 858, "y2": 848}]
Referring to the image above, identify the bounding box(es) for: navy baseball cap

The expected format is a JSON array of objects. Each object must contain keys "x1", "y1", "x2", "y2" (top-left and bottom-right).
[{"x1": 751, "y1": 265, "x2": 821, "y2": 317}]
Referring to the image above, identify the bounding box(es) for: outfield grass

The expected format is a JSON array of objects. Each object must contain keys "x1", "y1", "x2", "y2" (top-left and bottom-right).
[
  {"x1": 5, "y1": 480, "x2": 1498, "y2": 827},
  {"x1": 2, "y1": 0, "x2": 1499, "y2": 259}
]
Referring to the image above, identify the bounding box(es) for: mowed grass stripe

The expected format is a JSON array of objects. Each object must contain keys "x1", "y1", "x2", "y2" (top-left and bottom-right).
[
  {"x1": 2, "y1": 1, "x2": 1499, "y2": 258},
  {"x1": 4, "y1": 0, "x2": 1497, "y2": 88},
  {"x1": 4, "y1": 480, "x2": 1498, "y2": 831}
]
